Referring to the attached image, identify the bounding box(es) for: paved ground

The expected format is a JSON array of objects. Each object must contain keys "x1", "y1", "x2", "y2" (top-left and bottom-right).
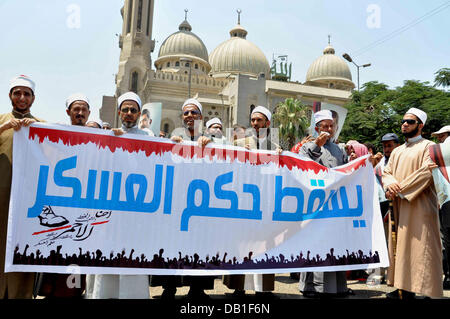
[{"x1": 149, "y1": 273, "x2": 450, "y2": 299}]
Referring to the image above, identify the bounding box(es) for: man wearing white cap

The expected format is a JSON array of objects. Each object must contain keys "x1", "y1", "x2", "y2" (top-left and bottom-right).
[
  {"x1": 34, "y1": 92, "x2": 92, "y2": 299},
  {"x1": 300, "y1": 110, "x2": 347, "y2": 167},
  {"x1": 234, "y1": 105, "x2": 280, "y2": 151},
  {"x1": 111, "y1": 91, "x2": 150, "y2": 137},
  {"x1": 102, "y1": 122, "x2": 112, "y2": 130},
  {"x1": 0, "y1": 75, "x2": 42, "y2": 298},
  {"x1": 170, "y1": 98, "x2": 204, "y2": 143},
  {"x1": 205, "y1": 117, "x2": 228, "y2": 145},
  {"x1": 86, "y1": 91, "x2": 151, "y2": 299},
  {"x1": 430, "y1": 124, "x2": 450, "y2": 290},
  {"x1": 431, "y1": 125, "x2": 450, "y2": 144},
  {"x1": 223, "y1": 106, "x2": 279, "y2": 299},
  {"x1": 298, "y1": 109, "x2": 349, "y2": 298},
  {"x1": 157, "y1": 98, "x2": 216, "y2": 299},
  {"x1": 382, "y1": 108, "x2": 443, "y2": 299},
  {"x1": 86, "y1": 120, "x2": 103, "y2": 129},
  {"x1": 65, "y1": 93, "x2": 91, "y2": 126}
]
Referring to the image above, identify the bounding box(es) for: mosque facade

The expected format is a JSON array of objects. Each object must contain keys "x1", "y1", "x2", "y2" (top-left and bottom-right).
[{"x1": 99, "y1": 0, "x2": 355, "y2": 135}]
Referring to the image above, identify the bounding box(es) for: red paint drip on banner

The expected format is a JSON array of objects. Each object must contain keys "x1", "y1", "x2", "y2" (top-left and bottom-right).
[
  {"x1": 334, "y1": 157, "x2": 368, "y2": 173},
  {"x1": 28, "y1": 126, "x2": 366, "y2": 174}
]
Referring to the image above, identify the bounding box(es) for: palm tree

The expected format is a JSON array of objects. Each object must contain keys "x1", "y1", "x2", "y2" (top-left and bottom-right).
[
  {"x1": 434, "y1": 68, "x2": 450, "y2": 88},
  {"x1": 273, "y1": 98, "x2": 311, "y2": 150}
]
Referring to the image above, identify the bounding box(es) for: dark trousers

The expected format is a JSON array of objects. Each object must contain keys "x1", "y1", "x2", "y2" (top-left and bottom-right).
[
  {"x1": 440, "y1": 202, "x2": 450, "y2": 279},
  {"x1": 34, "y1": 273, "x2": 85, "y2": 298},
  {"x1": 150, "y1": 275, "x2": 214, "y2": 291}
]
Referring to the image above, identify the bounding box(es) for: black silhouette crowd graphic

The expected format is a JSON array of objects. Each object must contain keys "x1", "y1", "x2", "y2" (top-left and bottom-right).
[{"x1": 13, "y1": 244, "x2": 380, "y2": 270}]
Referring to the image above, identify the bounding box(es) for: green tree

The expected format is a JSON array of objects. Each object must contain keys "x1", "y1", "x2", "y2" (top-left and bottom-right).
[
  {"x1": 340, "y1": 80, "x2": 450, "y2": 150},
  {"x1": 434, "y1": 68, "x2": 450, "y2": 88},
  {"x1": 273, "y1": 98, "x2": 310, "y2": 150},
  {"x1": 340, "y1": 81, "x2": 398, "y2": 150}
]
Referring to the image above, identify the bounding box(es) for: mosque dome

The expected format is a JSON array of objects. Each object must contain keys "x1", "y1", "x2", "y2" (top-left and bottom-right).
[
  {"x1": 155, "y1": 17, "x2": 211, "y2": 73},
  {"x1": 305, "y1": 43, "x2": 355, "y2": 90},
  {"x1": 209, "y1": 21, "x2": 271, "y2": 79}
]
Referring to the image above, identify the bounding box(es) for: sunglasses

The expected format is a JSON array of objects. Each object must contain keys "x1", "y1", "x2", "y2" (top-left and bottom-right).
[
  {"x1": 121, "y1": 107, "x2": 139, "y2": 114},
  {"x1": 401, "y1": 119, "x2": 418, "y2": 125},
  {"x1": 183, "y1": 110, "x2": 200, "y2": 116}
]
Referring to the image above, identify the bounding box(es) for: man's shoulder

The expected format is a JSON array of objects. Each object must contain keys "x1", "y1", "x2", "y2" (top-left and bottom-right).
[
  {"x1": 0, "y1": 112, "x2": 13, "y2": 123},
  {"x1": 419, "y1": 138, "x2": 435, "y2": 147},
  {"x1": 391, "y1": 143, "x2": 406, "y2": 155},
  {"x1": 406, "y1": 138, "x2": 435, "y2": 151},
  {"x1": 134, "y1": 128, "x2": 151, "y2": 135},
  {"x1": 169, "y1": 127, "x2": 189, "y2": 139},
  {"x1": 0, "y1": 113, "x2": 44, "y2": 124},
  {"x1": 142, "y1": 128, "x2": 155, "y2": 136},
  {"x1": 302, "y1": 140, "x2": 318, "y2": 149},
  {"x1": 327, "y1": 141, "x2": 343, "y2": 151}
]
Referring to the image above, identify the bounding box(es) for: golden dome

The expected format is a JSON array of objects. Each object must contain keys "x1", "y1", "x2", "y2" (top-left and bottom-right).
[
  {"x1": 155, "y1": 19, "x2": 210, "y2": 71},
  {"x1": 305, "y1": 44, "x2": 355, "y2": 90},
  {"x1": 209, "y1": 23, "x2": 270, "y2": 79}
]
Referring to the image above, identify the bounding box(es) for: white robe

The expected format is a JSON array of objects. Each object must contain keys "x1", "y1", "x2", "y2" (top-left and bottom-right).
[{"x1": 85, "y1": 274, "x2": 150, "y2": 299}]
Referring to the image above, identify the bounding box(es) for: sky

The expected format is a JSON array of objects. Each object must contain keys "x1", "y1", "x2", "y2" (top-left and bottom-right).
[{"x1": 0, "y1": 0, "x2": 449, "y2": 123}]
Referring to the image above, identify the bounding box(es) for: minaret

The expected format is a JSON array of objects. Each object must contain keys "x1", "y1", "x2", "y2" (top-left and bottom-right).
[{"x1": 115, "y1": 0, "x2": 155, "y2": 97}]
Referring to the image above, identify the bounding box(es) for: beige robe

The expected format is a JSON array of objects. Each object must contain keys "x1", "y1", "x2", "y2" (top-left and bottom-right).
[
  {"x1": 382, "y1": 137, "x2": 443, "y2": 298},
  {"x1": 0, "y1": 112, "x2": 41, "y2": 298}
]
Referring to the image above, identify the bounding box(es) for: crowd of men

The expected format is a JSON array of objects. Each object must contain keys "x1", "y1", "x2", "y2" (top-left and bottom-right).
[{"x1": 1, "y1": 75, "x2": 449, "y2": 300}]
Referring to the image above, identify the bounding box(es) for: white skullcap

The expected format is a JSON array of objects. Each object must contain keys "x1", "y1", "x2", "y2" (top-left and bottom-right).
[
  {"x1": 118, "y1": 92, "x2": 142, "y2": 110},
  {"x1": 206, "y1": 117, "x2": 222, "y2": 128},
  {"x1": 251, "y1": 105, "x2": 271, "y2": 121},
  {"x1": 182, "y1": 98, "x2": 203, "y2": 114},
  {"x1": 431, "y1": 125, "x2": 450, "y2": 136},
  {"x1": 66, "y1": 93, "x2": 90, "y2": 109},
  {"x1": 86, "y1": 119, "x2": 103, "y2": 128},
  {"x1": 314, "y1": 110, "x2": 333, "y2": 125},
  {"x1": 9, "y1": 75, "x2": 35, "y2": 93},
  {"x1": 406, "y1": 107, "x2": 427, "y2": 125}
]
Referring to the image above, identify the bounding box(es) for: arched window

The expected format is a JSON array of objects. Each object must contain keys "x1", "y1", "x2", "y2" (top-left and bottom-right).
[
  {"x1": 126, "y1": 0, "x2": 133, "y2": 33},
  {"x1": 146, "y1": 0, "x2": 152, "y2": 36},
  {"x1": 249, "y1": 104, "x2": 255, "y2": 125},
  {"x1": 131, "y1": 71, "x2": 138, "y2": 93},
  {"x1": 175, "y1": 61, "x2": 180, "y2": 67},
  {"x1": 166, "y1": 62, "x2": 170, "y2": 67},
  {"x1": 194, "y1": 64, "x2": 198, "y2": 69},
  {"x1": 137, "y1": 0, "x2": 143, "y2": 31},
  {"x1": 163, "y1": 123, "x2": 169, "y2": 134}
]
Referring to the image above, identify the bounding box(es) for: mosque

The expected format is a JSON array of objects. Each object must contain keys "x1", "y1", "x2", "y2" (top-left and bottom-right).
[{"x1": 99, "y1": 0, "x2": 355, "y2": 135}]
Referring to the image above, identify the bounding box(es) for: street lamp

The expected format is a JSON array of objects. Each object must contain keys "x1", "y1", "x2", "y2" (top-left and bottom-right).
[
  {"x1": 342, "y1": 53, "x2": 371, "y2": 91},
  {"x1": 180, "y1": 58, "x2": 193, "y2": 98}
]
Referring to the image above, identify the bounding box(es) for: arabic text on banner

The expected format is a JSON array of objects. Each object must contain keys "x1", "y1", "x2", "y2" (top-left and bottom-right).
[{"x1": 5, "y1": 123, "x2": 389, "y2": 275}]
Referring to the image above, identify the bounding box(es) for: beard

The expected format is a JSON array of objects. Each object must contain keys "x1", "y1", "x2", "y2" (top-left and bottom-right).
[
  {"x1": 74, "y1": 115, "x2": 85, "y2": 125},
  {"x1": 402, "y1": 125, "x2": 419, "y2": 138},
  {"x1": 209, "y1": 130, "x2": 223, "y2": 138},
  {"x1": 123, "y1": 120, "x2": 136, "y2": 129}
]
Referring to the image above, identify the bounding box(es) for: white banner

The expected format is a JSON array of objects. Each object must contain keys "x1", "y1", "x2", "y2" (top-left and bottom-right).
[{"x1": 6, "y1": 123, "x2": 388, "y2": 275}]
